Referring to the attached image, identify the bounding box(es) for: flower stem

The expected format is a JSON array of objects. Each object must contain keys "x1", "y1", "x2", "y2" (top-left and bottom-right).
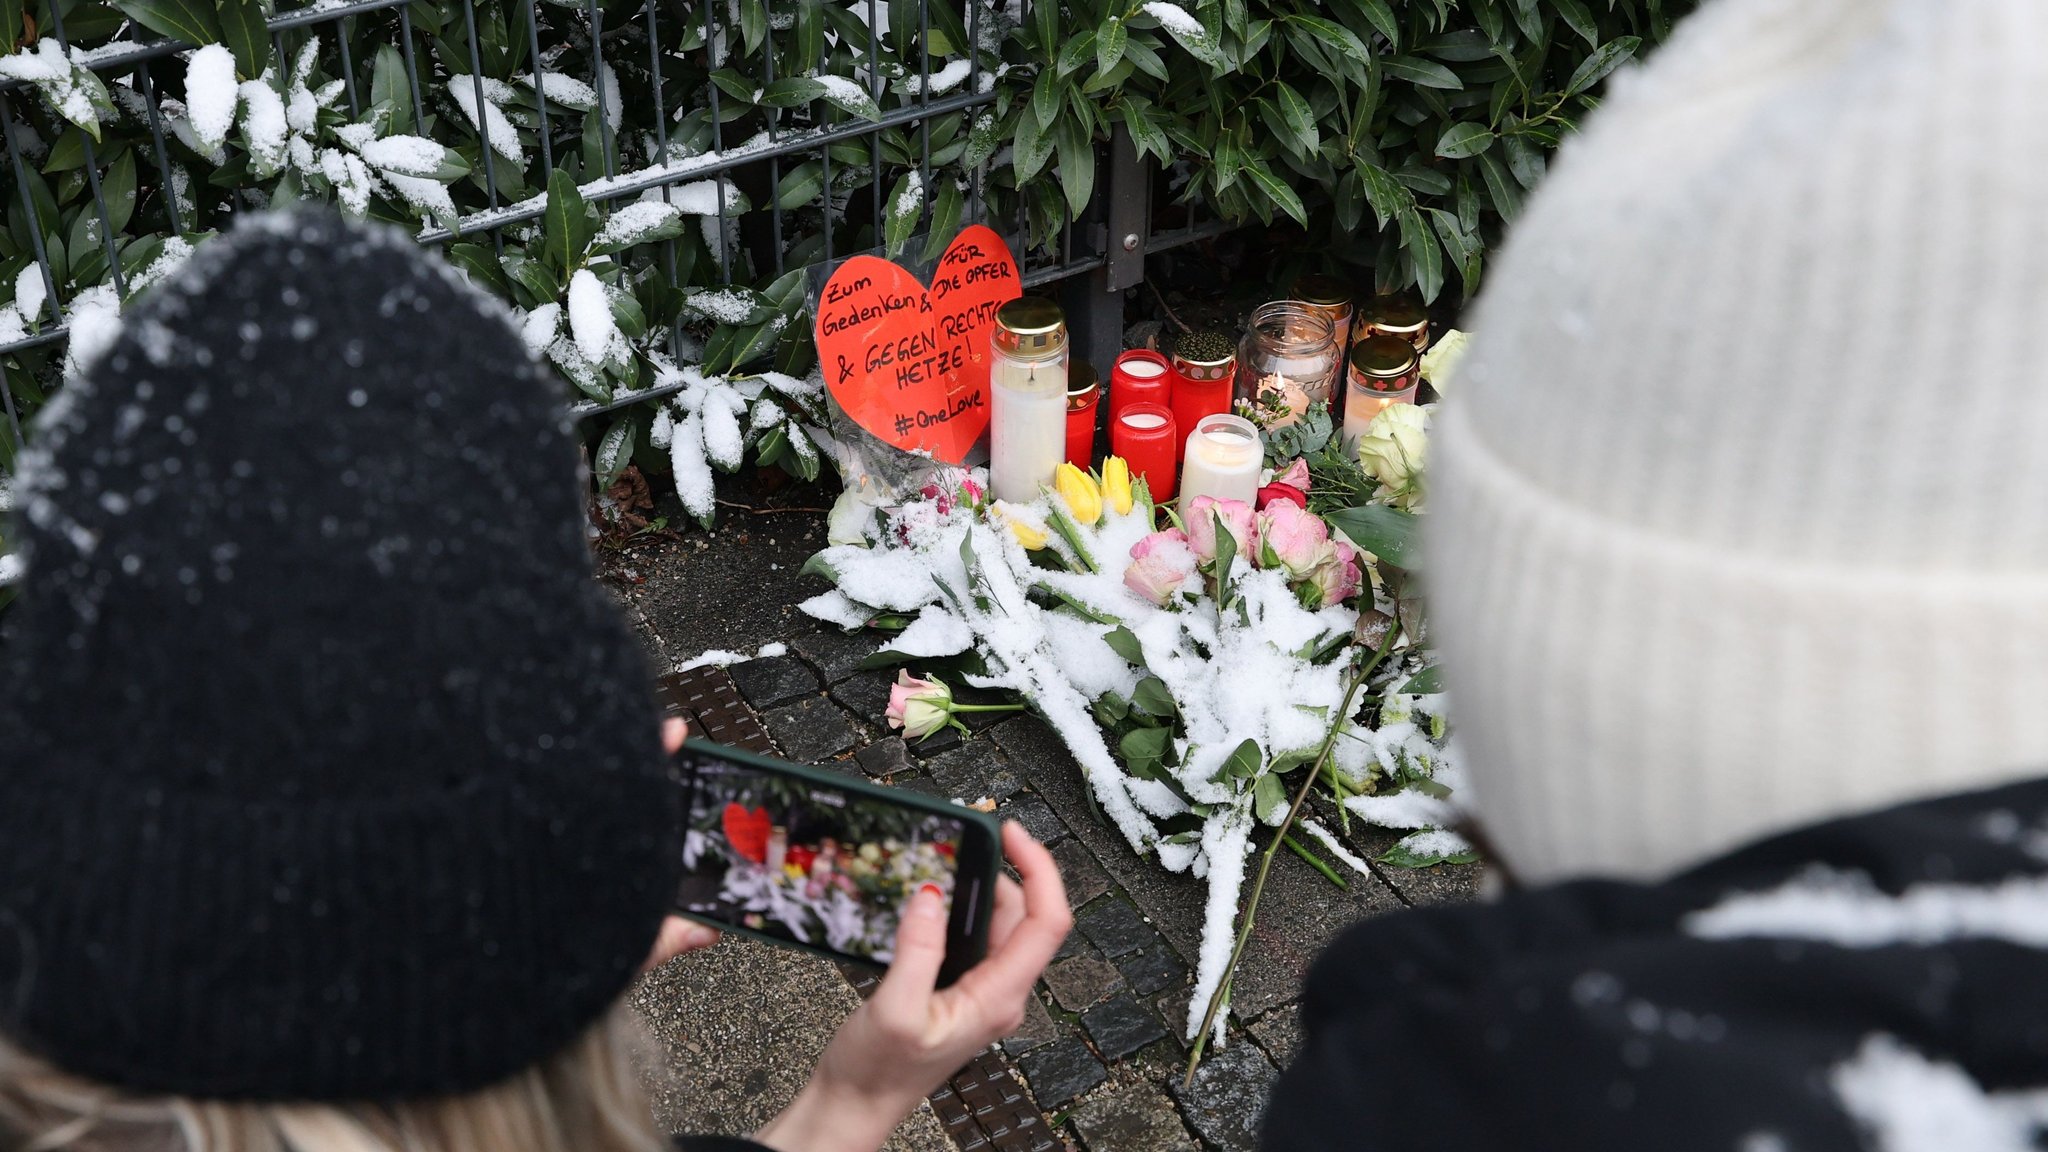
[
  {"x1": 1282, "y1": 835, "x2": 1348, "y2": 890},
  {"x1": 949, "y1": 704, "x2": 1027, "y2": 713},
  {"x1": 1183, "y1": 621, "x2": 1404, "y2": 1087}
]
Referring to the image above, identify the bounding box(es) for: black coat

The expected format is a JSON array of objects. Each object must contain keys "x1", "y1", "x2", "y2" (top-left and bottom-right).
[{"x1": 1264, "y1": 778, "x2": 2048, "y2": 1151}]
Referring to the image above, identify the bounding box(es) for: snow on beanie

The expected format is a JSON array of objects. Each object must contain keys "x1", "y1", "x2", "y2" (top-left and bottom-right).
[
  {"x1": 1432, "y1": 0, "x2": 2048, "y2": 885},
  {"x1": 0, "y1": 211, "x2": 681, "y2": 1098}
]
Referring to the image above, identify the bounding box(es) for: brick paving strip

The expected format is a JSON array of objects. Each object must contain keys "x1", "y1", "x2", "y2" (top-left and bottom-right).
[{"x1": 652, "y1": 624, "x2": 1484, "y2": 1152}]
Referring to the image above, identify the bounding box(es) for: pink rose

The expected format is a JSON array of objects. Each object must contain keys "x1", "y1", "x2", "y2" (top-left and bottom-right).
[
  {"x1": 1300, "y1": 545, "x2": 1364, "y2": 608},
  {"x1": 885, "y1": 670, "x2": 954, "y2": 740},
  {"x1": 1257, "y1": 500, "x2": 1332, "y2": 578},
  {"x1": 1274, "y1": 457, "x2": 1311, "y2": 492},
  {"x1": 1185, "y1": 496, "x2": 1258, "y2": 565},
  {"x1": 1125, "y1": 529, "x2": 1196, "y2": 605}
]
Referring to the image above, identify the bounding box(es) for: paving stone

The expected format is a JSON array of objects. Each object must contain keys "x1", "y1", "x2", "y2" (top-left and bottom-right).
[
  {"x1": 791, "y1": 629, "x2": 880, "y2": 683},
  {"x1": 729, "y1": 655, "x2": 820, "y2": 710},
  {"x1": 1043, "y1": 955, "x2": 1124, "y2": 1012},
  {"x1": 829, "y1": 668, "x2": 895, "y2": 722},
  {"x1": 1067, "y1": 1080, "x2": 1197, "y2": 1152},
  {"x1": 855, "y1": 737, "x2": 914, "y2": 779},
  {"x1": 1076, "y1": 899, "x2": 1159, "y2": 959},
  {"x1": 1003, "y1": 989, "x2": 1063, "y2": 1055},
  {"x1": 894, "y1": 776, "x2": 948, "y2": 800},
  {"x1": 951, "y1": 682, "x2": 1023, "y2": 731},
  {"x1": 1116, "y1": 944, "x2": 1189, "y2": 998},
  {"x1": 989, "y1": 715, "x2": 1072, "y2": 784},
  {"x1": 1248, "y1": 1004, "x2": 1303, "y2": 1067},
  {"x1": 998, "y1": 792, "x2": 1067, "y2": 846},
  {"x1": 1150, "y1": 988, "x2": 1194, "y2": 1054},
  {"x1": 927, "y1": 742, "x2": 1024, "y2": 803},
  {"x1": 1082, "y1": 993, "x2": 1168, "y2": 1061},
  {"x1": 1167, "y1": 1038, "x2": 1278, "y2": 1152},
  {"x1": 763, "y1": 697, "x2": 857, "y2": 763},
  {"x1": 1017, "y1": 1038, "x2": 1106, "y2": 1111},
  {"x1": 1052, "y1": 841, "x2": 1110, "y2": 906},
  {"x1": 905, "y1": 724, "x2": 964, "y2": 758}
]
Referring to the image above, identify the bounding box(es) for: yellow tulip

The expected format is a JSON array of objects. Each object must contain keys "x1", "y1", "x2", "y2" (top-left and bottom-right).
[
  {"x1": 992, "y1": 501, "x2": 1049, "y2": 550},
  {"x1": 1053, "y1": 462, "x2": 1103, "y2": 526},
  {"x1": 1100, "y1": 457, "x2": 1133, "y2": 517}
]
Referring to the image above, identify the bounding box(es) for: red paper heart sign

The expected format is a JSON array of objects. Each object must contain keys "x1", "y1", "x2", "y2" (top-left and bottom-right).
[
  {"x1": 721, "y1": 802, "x2": 771, "y2": 864},
  {"x1": 815, "y1": 224, "x2": 1021, "y2": 463}
]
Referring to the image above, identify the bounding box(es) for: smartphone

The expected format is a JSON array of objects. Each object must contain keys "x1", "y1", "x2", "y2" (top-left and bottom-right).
[{"x1": 671, "y1": 740, "x2": 1000, "y2": 987}]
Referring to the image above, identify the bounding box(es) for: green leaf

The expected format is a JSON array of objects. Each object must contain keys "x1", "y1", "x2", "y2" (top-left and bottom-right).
[
  {"x1": 108, "y1": 0, "x2": 221, "y2": 44},
  {"x1": 1326, "y1": 505, "x2": 1422, "y2": 569},
  {"x1": 1399, "y1": 665, "x2": 1444, "y2": 695},
  {"x1": 1435, "y1": 121, "x2": 1494, "y2": 160},
  {"x1": 739, "y1": 0, "x2": 766, "y2": 55},
  {"x1": 1103, "y1": 625, "x2": 1145, "y2": 665},
  {"x1": 1271, "y1": 82, "x2": 1318, "y2": 158},
  {"x1": 1121, "y1": 726, "x2": 1172, "y2": 777},
  {"x1": 1209, "y1": 738, "x2": 1263, "y2": 784},
  {"x1": 1565, "y1": 35, "x2": 1641, "y2": 97},
  {"x1": 1243, "y1": 161, "x2": 1307, "y2": 227},
  {"x1": 448, "y1": 243, "x2": 509, "y2": 296},
  {"x1": 1153, "y1": 8, "x2": 1227, "y2": 67},
  {"x1": 0, "y1": 0, "x2": 23, "y2": 53},
  {"x1": 1378, "y1": 828, "x2": 1480, "y2": 868},
  {"x1": 1355, "y1": 0, "x2": 1399, "y2": 46},
  {"x1": 214, "y1": 0, "x2": 270, "y2": 79},
  {"x1": 1381, "y1": 54, "x2": 1463, "y2": 89},
  {"x1": 1030, "y1": 67, "x2": 1061, "y2": 130},
  {"x1": 815, "y1": 78, "x2": 882, "y2": 122},
  {"x1": 1501, "y1": 131, "x2": 1544, "y2": 188},
  {"x1": 1055, "y1": 28, "x2": 1097, "y2": 78},
  {"x1": 594, "y1": 415, "x2": 634, "y2": 489},
  {"x1": 1131, "y1": 676, "x2": 1178, "y2": 719},
  {"x1": 371, "y1": 45, "x2": 413, "y2": 132},
  {"x1": 1096, "y1": 16, "x2": 1127, "y2": 74},
  {"x1": 758, "y1": 77, "x2": 829, "y2": 107},
  {"x1": 882, "y1": 170, "x2": 923, "y2": 257},
  {"x1": 919, "y1": 178, "x2": 963, "y2": 263},
  {"x1": 542, "y1": 167, "x2": 596, "y2": 278},
  {"x1": 1284, "y1": 13, "x2": 1367, "y2": 62},
  {"x1": 1052, "y1": 112, "x2": 1094, "y2": 221},
  {"x1": 1478, "y1": 149, "x2": 1523, "y2": 222},
  {"x1": 1253, "y1": 771, "x2": 1287, "y2": 823},
  {"x1": 964, "y1": 110, "x2": 1002, "y2": 168},
  {"x1": 774, "y1": 160, "x2": 825, "y2": 211},
  {"x1": 1552, "y1": 0, "x2": 1598, "y2": 46}
]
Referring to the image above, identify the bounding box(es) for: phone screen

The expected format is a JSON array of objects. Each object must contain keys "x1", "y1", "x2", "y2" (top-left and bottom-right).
[{"x1": 675, "y1": 746, "x2": 978, "y2": 967}]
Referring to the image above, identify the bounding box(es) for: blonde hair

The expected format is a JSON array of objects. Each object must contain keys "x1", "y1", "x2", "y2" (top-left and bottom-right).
[{"x1": 0, "y1": 1006, "x2": 673, "y2": 1152}]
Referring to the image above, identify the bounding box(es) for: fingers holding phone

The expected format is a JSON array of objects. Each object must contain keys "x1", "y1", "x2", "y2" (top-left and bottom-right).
[{"x1": 757, "y1": 822, "x2": 1069, "y2": 1152}]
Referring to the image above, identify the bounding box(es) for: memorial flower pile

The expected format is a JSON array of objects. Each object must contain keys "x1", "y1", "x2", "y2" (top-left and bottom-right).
[{"x1": 801, "y1": 454, "x2": 1463, "y2": 1049}]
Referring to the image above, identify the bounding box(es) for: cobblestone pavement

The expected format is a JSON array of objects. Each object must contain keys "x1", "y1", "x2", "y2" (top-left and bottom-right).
[{"x1": 613, "y1": 502, "x2": 1483, "y2": 1151}]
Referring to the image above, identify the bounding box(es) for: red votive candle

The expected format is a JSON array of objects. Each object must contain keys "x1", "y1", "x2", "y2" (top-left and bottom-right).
[
  {"x1": 1111, "y1": 402, "x2": 1178, "y2": 500},
  {"x1": 1065, "y1": 360, "x2": 1100, "y2": 468},
  {"x1": 1109, "y1": 350, "x2": 1172, "y2": 421},
  {"x1": 1170, "y1": 332, "x2": 1237, "y2": 444}
]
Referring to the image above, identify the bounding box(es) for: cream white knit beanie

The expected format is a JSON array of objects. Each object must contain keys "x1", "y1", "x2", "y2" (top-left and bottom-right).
[{"x1": 1432, "y1": 0, "x2": 2048, "y2": 885}]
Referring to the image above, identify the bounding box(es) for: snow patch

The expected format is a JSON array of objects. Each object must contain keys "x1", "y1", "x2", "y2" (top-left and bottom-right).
[{"x1": 1685, "y1": 867, "x2": 2048, "y2": 949}]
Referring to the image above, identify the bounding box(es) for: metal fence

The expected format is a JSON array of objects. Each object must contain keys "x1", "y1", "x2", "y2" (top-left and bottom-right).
[{"x1": 0, "y1": 0, "x2": 1235, "y2": 470}]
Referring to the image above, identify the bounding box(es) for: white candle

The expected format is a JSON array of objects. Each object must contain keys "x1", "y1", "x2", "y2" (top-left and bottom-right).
[
  {"x1": 990, "y1": 357, "x2": 1068, "y2": 503},
  {"x1": 1124, "y1": 358, "x2": 1165, "y2": 379},
  {"x1": 1178, "y1": 414, "x2": 1262, "y2": 506}
]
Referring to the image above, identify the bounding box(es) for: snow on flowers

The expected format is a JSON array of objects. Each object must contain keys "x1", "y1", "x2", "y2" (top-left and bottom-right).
[{"x1": 800, "y1": 457, "x2": 1458, "y2": 1045}]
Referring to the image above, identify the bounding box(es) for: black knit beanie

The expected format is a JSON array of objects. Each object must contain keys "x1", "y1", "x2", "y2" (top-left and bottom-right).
[{"x1": 0, "y1": 212, "x2": 681, "y2": 1099}]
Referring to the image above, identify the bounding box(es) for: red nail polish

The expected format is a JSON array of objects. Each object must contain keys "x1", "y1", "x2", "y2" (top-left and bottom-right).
[{"x1": 921, "y1": 883, "x2": 943, "y2": 899}]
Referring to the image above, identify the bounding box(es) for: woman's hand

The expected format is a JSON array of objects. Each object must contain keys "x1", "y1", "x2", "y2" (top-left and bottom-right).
[
  {"x1": 644, "y1": 717, "x2": 721, "y2": 974},
  {"x1": 754, "y1": 821, "x2": 1070, "y2": 1152}
]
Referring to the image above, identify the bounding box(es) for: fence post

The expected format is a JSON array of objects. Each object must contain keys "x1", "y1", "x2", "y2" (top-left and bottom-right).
[{"x1": 1059, "y1": 125, "x2": 1147, "y2": 380}]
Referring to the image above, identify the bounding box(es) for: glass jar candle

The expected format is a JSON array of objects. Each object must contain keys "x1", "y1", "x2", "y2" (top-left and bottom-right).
[
  {"x1": 1235, "y1": 302, "x2": 1339, "y2": 423},
  {"x1": 1342, "y1": 335, "x2": 1420, "y2": 450},
  {"x1": 989, "y1": 297, "x2": 1069, "y2": 503},
  {"x1": 1110, "y1": 402, "x2": 1177, "y2": 500},
  {"x1": 1065, "y1": 360, "x2": 1100, "y2": 469},
  {"x1": 1171, "y1": 331, "x2": 1236, "y2": 443},
  {"x1": 1292, "y1": 274, "x2": 1355, "y2": 351},
  {"x1": 1179, "y1": 413, "x2": 1263, "y2": 506},
  {"x1": 1110, "y1": 349, "x2": 1172, "y2": 421},
  {"x1": 1358, "y1": 295, "x2": 1429, "y2": 353}
]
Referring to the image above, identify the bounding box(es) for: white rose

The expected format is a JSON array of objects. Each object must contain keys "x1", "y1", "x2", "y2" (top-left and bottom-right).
[
  {"x1": 1356, "y1": 403, "x2": 1429, "y2": 510},
  {"x1": 1419, "y1": 329, "x2": 1472, "y2": 395}
]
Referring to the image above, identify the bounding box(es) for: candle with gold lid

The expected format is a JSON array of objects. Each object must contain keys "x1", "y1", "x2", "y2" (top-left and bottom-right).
[
  {"x1": 1357, "y1": 295, "x2": 1430, "y2": 353},
  {"x1": 1292, "y1": 274, "x2": 1355, "y2": 351},
  {"x1": 989, "y1": 297, "x2": 1069, "y2": 503},
  {"x1": 1179, "y1": 413, "x2": 1263, "y2": 506},
  {"x1": 1342, "y1": 335, "x2": 1420, "y2": 450}
]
